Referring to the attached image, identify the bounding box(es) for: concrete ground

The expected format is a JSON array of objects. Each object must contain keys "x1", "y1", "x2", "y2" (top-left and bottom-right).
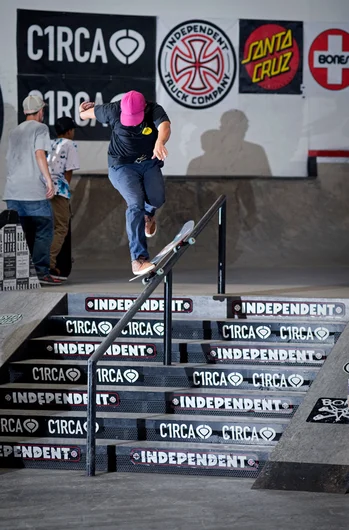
[
  {"x1": 45, "y1": 265, "x2": 349, "y2": 298},
  {"x1": 0, "y1": 468, "x2": 348, "y2": 530}
]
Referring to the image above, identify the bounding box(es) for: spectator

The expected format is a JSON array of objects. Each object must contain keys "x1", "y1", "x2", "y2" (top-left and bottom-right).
[
  {"x1": 47, "y1": 116, "x2": 80, "y2": 279},
  {"x1": 2, "y1": 95, "x2": 62, "y2": 285}
]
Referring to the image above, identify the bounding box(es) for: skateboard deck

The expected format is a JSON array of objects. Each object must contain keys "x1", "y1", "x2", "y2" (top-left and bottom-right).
[{"x1": 129, "y1": 220, "x2": 195, "y2": 282}]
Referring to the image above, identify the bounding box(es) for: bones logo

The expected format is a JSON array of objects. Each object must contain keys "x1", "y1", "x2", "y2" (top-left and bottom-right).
[
  {"x1": 307, "y1": 398, "x2": 349, "y2": 423},
  {"x1": 158, "y1": 20, "x2": 236, "y2": 109},
  {"x1": 309, "y1": 29, "x2": 349, "y2": 91}
]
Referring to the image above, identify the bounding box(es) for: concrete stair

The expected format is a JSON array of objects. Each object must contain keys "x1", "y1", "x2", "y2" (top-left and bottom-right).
[{"x1": 0, "y1": 293, "x2": 347, "y2": 475}]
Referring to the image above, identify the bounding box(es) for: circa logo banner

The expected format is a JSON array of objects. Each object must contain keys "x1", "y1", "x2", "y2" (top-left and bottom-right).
[
  {"x1": 239, "y1": 20, "x2": 303, "y2": 94},
  {"x1": 16, "y1": 10, "x2": 157, "y2": 140}
]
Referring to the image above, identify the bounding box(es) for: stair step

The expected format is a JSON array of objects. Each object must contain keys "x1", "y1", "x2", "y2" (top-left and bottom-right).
[
  {"x1": 45, "y1": 315, "x2": 344, "y2": 343},
  {"x1": 24, "y1": 337, "x2": 333, "y2": 366},
  {"x1": 0, "y1": 437, "x2": 116, "y2": 471},
  {"x1": 0, "y1": 384, "x2": 304, "y2": 416},
  {"x1": 68, "y1": 293, "x2": 349, "y2": 322},
  {"x1": 114, "y1": 440, "x2": 273, "y2": 478},
  {"x1": 5, "y1": 360, "x2": 318, "y2": 391}
]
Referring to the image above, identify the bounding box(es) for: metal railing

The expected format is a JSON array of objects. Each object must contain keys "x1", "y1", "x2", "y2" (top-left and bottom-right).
[{"x1": 86, "y1": 194, "x2": 227, "y2": 476}]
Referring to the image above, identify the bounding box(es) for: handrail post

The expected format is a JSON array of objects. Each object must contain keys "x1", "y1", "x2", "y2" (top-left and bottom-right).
[
  {"x1": 163, "y1": 269, "x2": 173, "y2": 365},
  {"x1": 86, "y1": 359, "x2": 97, "y2": 476},
  {"x1": 218, "y1": 200, "x2": 226, "y2": 294}
]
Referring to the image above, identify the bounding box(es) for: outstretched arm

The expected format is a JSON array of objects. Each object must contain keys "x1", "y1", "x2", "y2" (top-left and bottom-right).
[
  {"x1": 152, "y1": 121, "x2": 171, "y2": 161},
  {"x1": 79, "y1": 101, "x2": 96, "y2": 120}
]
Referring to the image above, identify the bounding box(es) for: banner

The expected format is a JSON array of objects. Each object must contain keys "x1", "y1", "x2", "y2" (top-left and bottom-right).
[
  {"x1": 304, "y1": 23, "x2": 349, "y2": 95},
  {"x1": 0, "y1": 211, "x2": 40, "y2": 291},
  {"x1": 16, "y1": 10, "x2": 157, "y2": 140},
  {"x1": 157, "y1": 18, "x2": 239, "y2": 112},
  {"x1": 239, "y1": 20, "x2": 303, "y2": 94}
]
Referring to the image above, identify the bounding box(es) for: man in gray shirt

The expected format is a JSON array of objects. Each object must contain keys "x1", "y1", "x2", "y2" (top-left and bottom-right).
[{"x1": 3, "y1": 95, "x2": 62, "y2": 285}]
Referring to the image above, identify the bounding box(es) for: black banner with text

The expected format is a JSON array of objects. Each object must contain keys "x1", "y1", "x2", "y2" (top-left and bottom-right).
[{"x1": 16, "y1": 10, "x2": 157, "y2": 140}]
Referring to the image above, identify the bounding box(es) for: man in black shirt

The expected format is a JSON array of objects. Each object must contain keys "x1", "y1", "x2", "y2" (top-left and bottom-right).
[{"x1": 79, "y1": 91, "x2": 171, "y2": 275}]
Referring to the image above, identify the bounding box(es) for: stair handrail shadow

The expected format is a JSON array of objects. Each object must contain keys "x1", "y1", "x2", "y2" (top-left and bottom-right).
[{"x1": 86, "y1": 194, "x2": 227, "y2": 476}]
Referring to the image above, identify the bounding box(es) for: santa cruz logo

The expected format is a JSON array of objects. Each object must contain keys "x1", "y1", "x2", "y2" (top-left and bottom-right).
[
  {"x1": 309, "y1": 29, "x2": 349, "y2": 90},
  {"x1": 158, "y1": 20, "x2": 236, "y2": 109}
]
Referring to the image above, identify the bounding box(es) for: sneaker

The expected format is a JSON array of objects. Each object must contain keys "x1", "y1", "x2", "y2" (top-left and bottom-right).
[
  {"x1": 132, "y1": 256, "x2": 155, "y2": 275},
  {"x1": 145, "y1": 215, "x2": 157, "y2": 238},
  {"x1": 49, "y1": 268, "x2": 68, "y2": 281},
  {"x1": 39, "y1": 274, "x2": 64, "y2": 286}
]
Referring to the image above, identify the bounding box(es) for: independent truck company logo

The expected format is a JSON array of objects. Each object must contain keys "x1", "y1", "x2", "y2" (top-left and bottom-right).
[
  {"x1": 0, "y1": 443, "x2": 81, "y2": 462},
  {"x1": 130, "y1": 448, "x2": 259, "y2": 470},
  {"x1": 307, "y1": 398, "x2": 349, "y2": 424},
  {"x1": 85, "y1": 297, "x2": 193, "y2": 313},
  {"x1": 309, "y1": 29, "x2": 349, "y2": 90},
  {"x1": 158, "y1": 19, "x2": 236, "y2": 109},
  {"x1": 49, "y1": 341, "x2": 156, "y2": 359},
  {"x1": 171, "y1": 394, "x2": 293, "y2": 414},
  {"x1": 232, "y1": 300, "x2": 345, "y2": 317},
  {"x1": 207, "y1": 345, "x2": 326, "y2": 364}
]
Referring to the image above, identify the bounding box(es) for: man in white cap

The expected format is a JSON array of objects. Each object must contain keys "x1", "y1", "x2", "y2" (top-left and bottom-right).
[
  {"x1": 79, "y1": 91, "x2": 171, "y2": 275},
  {"x1": 3, "y1": 95, "x2": 62, "y2": 285}
]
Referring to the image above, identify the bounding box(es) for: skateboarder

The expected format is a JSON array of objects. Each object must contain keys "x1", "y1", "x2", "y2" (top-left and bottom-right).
[
  {"x1": 47, "y1": 116, "x2": 80, "y2": 279},
  {"x1": 79, "y1": 91, "x2": 171, "y2": 275}
]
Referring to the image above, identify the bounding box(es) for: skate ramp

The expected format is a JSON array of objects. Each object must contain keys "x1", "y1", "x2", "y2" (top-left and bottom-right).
[
  {"x1": 0, "y1": 292, "x2": 66, "y2": 367},
  {"x1": 253, "y1": 321, "x2": 349, "y2": 494}
]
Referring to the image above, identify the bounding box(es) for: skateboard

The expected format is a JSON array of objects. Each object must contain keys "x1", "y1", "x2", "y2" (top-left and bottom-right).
[{"x1": 129, "y1": 220, "x2": 195, "y2": 283}]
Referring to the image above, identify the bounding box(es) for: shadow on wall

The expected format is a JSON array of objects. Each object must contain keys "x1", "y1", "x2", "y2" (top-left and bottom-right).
[
  {"x1": 187, "y1": 109, "x2": 272, "y2": 177},
  {"x1": 0, "y1": 104, "x2": 17, "y2": 211},
  {"x1": 184, "y1": 110, "x2": 272, "y2": 265}
]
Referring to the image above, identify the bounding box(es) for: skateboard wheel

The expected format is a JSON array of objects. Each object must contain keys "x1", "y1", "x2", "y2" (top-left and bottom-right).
[
  {"x1": 142, "y1": 277, "x2": 150, "y2": 285},
  {"x1": 188, "y1": 237, "x2": 196, "y2": 245},
  {"x1": 156, "y1": 268, "x2": 164, "y2": 275}
]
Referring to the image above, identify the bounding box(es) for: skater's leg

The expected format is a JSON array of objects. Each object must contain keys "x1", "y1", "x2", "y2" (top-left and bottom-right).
[
  {"x1": 142, "y1": 159, "x2": 166, "y2": 237},
  {"x1": 108, "y1": 164, "x2": 149, "y2": 260},
  {"x1": 50, "y1": 195, "x2": 70, "y2": 271}
]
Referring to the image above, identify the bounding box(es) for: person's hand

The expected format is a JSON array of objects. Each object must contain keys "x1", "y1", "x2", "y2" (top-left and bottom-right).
[
  {"x1": 152, "y1": 141, "x2": 168, "y2": 161},
  {"x1": 46, "y1": 180, "x2": 55, "y2": 199},
  {"x1": 79, "y1": 101, "x2": 95, "y2": 113}
]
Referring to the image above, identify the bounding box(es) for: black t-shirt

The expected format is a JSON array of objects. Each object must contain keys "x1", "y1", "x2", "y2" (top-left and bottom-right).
[{"x1": 94, "y1": 101, "x2": 170, "y2": 166}]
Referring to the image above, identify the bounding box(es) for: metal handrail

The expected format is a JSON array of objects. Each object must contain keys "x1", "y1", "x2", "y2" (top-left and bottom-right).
[{"x1": 86, "y1": 194, "x2": 227, "y2": 476}]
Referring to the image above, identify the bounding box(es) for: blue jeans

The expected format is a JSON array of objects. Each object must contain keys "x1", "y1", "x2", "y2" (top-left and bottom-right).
[
  {"x1": 108, "y1": 159, "x2": 165, "y2": 261},
  {"x1": 6, "y1": 200, "x2": 53, "y2": 278}
]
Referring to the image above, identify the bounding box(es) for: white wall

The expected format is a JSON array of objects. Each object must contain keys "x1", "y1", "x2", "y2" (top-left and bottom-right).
[{"x1": 1, "y1": 0, "x2": 349, "y2": 202}]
